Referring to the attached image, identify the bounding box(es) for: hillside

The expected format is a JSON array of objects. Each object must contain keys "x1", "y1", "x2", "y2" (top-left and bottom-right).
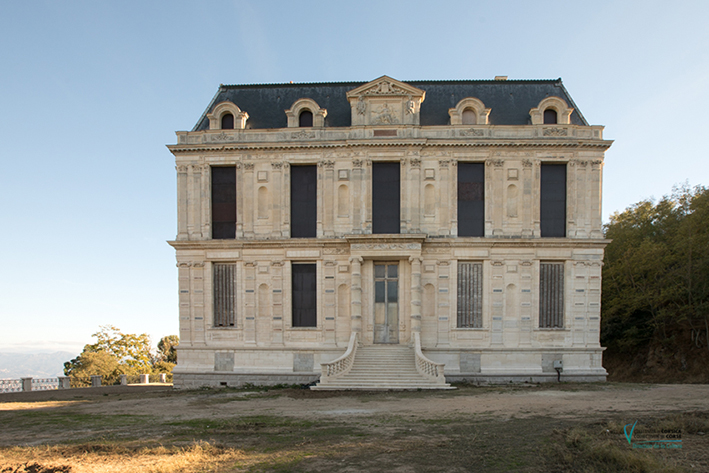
[{"x1": 0, "y1": 351, "x2": 74, "y2": 379}]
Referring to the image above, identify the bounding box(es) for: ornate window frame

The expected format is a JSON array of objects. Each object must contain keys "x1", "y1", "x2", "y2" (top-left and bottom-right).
[
  {"x1": 529, "y1": 97, "x2": 573, "y2": 125},
  {"x1": 285, "y1": 98, "x2": 327, "y2": 128},
  {"x1": 448, "y1": 97, "x2": 491, "y2": 125},
  {"x1": 207, "y1": 101, "x2": 249, "y2": 130}
]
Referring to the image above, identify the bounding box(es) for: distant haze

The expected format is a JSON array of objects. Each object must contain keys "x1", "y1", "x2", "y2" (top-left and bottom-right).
[{"x1": 0, "y1": 352, "x2": 75, "y2": 379}]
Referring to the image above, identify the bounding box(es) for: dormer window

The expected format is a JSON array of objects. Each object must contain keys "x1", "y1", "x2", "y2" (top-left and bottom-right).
[
  {"x1": 543, "y1": 109, "x2": 558, "y2": 124},
  {"x1": 207, "y1": 101, "x2": 249, "y2": 130},
  {"x1": 462, "y1": 109, "x2": 477, "y2": 125},
  {"x1": 530, "y1": 97, "x2": 573, "y2": 125},
  {"x1": 449, "y1": 98, "x2": 491, "y2": 126},
  {"x1": 299, "y1": 110, "x2": 313, "y2": 127},
  {"x1": 286, "y1": 99, "x2": 327, "y2": 128},
  {"x1": 221, "y1": 113, "x2": 235, "y2": 129}
]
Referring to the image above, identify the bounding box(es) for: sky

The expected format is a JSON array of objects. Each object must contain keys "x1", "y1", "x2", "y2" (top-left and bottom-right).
[{"x1": 1, "y1": 1, "x2": 708, "y2": 355}]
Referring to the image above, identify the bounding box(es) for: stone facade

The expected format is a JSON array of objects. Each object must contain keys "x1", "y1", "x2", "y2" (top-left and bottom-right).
[{"x1": 168, "y1": 76, "x2": 611, "y2": 388}]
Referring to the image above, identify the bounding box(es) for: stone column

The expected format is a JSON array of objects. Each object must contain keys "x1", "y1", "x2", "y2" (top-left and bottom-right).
[
  {"x1": 21, "y1": 377, "x2": 32, "y2": 392},
  {"x1": 120, "y1": 374, "x2": 128, "y2": 385},
  {"x1": 58, "y1": 376, "x2": 71, "y2": 389},
  {"x1": 271, "y1": 162, "x2": 283, "y2": 238},
  {"x1": 244, "y1": 261, "x2": 257, "y2": 344},
  {"x1": 409, "y1": 257, "x2": 422, "y2": 334},
  {"x1": 349, "y1": 256, "x2": 363, "y2": 335},
  {"x1": 176, "y1": 165, "x2": 189, "y2": 240},
  {"x1": 91, "y1": 375, "x2": 102, "y2": 387}
]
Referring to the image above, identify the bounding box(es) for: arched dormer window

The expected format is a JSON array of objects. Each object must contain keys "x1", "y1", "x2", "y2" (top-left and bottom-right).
[
  {"x1": 207, "y1": 101, "x2": 249, "y2": 130},
  {"x1": 221, "y1": 113, "x2": 235, "y2": 129},
  {"x1": 299, "y1": 110, "x2": 313, "y2": 127},
  {"x1": 530, "y1": 97, "x2": 573, "y2": 125},
  {"x1": 543, "y1": 109, "x2": 558, "y2": 124},
  {"x1": 449, "y1": 97, "x2": 491, "y2": 125},
  {"x1": 285, "y1": 98, "x2": 327, "y2": 128}
]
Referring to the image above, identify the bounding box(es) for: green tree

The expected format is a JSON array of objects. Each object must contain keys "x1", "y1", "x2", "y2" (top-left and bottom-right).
[
  {"x1": 156, "y1": 335, "x2": 179, "y2": 364},
  {"x1": 63, "y1": 350, "x2": 121, "y2": 385},
  {"x1": 86, "y1": 325, "x2": 153, "y2": 374},
  {"x1": 602, "y1": 184, "x2": 709, "y2": 353}
]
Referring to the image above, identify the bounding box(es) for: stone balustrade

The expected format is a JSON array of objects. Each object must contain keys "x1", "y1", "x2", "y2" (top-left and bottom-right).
[
  {"x1": 320, "y1": 332, "x2": 358, "y2": 382},
  {"x1": 414, "y1": 332, "x2": 446, "y2": 384}
]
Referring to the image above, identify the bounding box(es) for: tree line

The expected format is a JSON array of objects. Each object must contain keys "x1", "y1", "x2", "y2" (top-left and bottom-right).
[
  {"x1": 64, "y1": 325, "x2": 178, "y2": 384},
  {"x1": 602, "y1": 184, "x2": 709, "y2": 363}
]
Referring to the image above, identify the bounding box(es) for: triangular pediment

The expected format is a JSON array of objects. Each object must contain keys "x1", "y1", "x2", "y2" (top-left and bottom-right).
[{"x1": 347, "y1": 76, "x2": 425, "y2": 99}]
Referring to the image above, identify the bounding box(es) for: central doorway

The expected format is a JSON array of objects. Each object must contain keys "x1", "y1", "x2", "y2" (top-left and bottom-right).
[{"x1": 374, "y1": 263, "x2": 399, "y2": 344}]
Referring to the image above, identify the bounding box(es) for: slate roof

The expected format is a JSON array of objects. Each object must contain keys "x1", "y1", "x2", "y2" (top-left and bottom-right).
[{"x1": 192, "y1": 79, "x2": 588, "y2": 131}]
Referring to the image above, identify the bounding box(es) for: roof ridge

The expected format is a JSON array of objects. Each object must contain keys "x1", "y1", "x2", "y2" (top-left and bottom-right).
[{"x1": 220, "y1": 78, "x2": 563, "y2": 88}]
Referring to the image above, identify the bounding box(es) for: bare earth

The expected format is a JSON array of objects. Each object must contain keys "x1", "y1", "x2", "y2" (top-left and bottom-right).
[{"x1": 1, "y1": 383, "x2": 708, "y2": 472}]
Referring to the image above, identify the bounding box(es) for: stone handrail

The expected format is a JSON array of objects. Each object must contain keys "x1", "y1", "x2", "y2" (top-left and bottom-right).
[
  {"x1": 414, "y1": 332, "x2": 446, "y2": 383},
  {"x1": 320, "y1": 332, "x2": 358, "y2": 382}
]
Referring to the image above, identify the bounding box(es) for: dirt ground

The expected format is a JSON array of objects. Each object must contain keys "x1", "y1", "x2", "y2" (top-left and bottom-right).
[{"x1": 1, "y1": 383, "x2": 708, "y2": 472}]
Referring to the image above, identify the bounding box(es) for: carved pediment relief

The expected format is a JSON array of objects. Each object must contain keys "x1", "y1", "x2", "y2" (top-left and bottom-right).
[{"x1": 347, "y1": 76, "x2": 426, "y2": 127}]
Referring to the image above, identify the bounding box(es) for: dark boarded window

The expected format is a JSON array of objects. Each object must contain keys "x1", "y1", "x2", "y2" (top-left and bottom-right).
[
  {"x1": 221, "y1": 113, "x2": 234, "y2": 129},
  {"x1": 211, "y1": 166, "x2": 236, "y2": 239},
  {"x1": 544, "y1": 109, "x2": 558, "y2": 124},
  {"x1": 292, "y1": 264, "x2": 316, "y2": 327},
  {"x1": 540, "y1": 164, "x2": 566, "y2": 237},
  {"x1": 291, "y1": 165, "x2": 317, "y2": 237},
  {"x1": 299, "y1": 110, "x2": 313, "y2": 127},
  {"x1": 213, "y1": 263, "x2": 236, "y2": 327},
  {"x1": 457, "y1": 262, "x2": 483, "y2": 328},
  {"x1": 372, "y1": 162, "x2": 400, "y2": 234},
  {"x1": 539, "y1": 262, "x2": 564, "y2": 328},
  {"x1": 458, "y1": 162, "x2": 485, "y2": 236}
]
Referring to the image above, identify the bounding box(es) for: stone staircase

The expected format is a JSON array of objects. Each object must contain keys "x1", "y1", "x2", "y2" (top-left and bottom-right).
[{"x1": 311, "y1": 344, "x2": 454, "y2": 390}]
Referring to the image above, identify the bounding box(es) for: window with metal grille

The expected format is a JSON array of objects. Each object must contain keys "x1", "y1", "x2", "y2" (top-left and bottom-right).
[
  {"x1": 372, "y1": 162, "x2": 400, "y2": 234},
  {"x1": 211, "y1": 166, "x2": 236, "y2": 239},
  {"x1": 213, "y1": 263, "x2": 236, "y2": 327},
  {"x1": 539, "y1": 262, "x2": 564, "y2": 328},
  {"x1": 540, "y1": 164, "x2": 566, "y2": 237},
  {"x1": 292, "y1": 263, "x2": 317, "y2": 327},
  {"x1": 457, "y1": 162, "x2": 485, "y2": 237},
  {"x1": 290, "y1": 165, "x2": 317, "y2": 238},
  {"x1": 457, "y1": 262, "x2": 483, "y2": 328}
]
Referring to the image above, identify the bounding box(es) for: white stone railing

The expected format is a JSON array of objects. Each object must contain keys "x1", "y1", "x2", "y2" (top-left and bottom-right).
[
  {"x1": 414, "y1": 332, "x2": 446, "y2": 384},
  {"x1": 320, "y1": 332, "x2": 358, "y2": 382},
  {"x1": 31, "y1": 378, "x2": 59, "y2": 391},
  {"x1": 0, "y1": 379, "x2": 22, "y2": 393}
]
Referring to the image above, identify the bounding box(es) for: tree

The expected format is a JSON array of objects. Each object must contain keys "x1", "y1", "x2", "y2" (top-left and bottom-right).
[
  {"x1": 86, "y1": 325, "x2": 153, "y2": 374},
  {"x1": 602, "y1": 184, "x2": 709, "y2": 353},
  {"x1": 64, "y1": 350, "x2": 120, "y2": 385},
  {"x1": 157, "y1": 335, "x2": 179, "y2": 364}
]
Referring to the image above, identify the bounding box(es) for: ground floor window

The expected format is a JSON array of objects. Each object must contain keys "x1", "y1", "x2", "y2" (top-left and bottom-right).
[
  {"x1": 539, "y1": 262, "x2": 564, "y2": 328},
  {"x1": 213, "y1": 263, "x2": 236, "y2": 327},
  {"x1": 457, "y1": 262, "x2": 483, "y2": 328},
  {"x1": 292, "y1": 263, "x2": 317, "y2": 327}
]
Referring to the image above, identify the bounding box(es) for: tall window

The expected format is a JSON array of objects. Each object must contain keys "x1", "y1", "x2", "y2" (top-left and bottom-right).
[
  {"x1": 299, "y1": 110, "x2": 313, "y2": 127},
  {"x1": 290, "y1": 165, "x2": 317, "y2": 237},
  {"x1": 213, "y1": 263, "x2": 236, "y2": 327},
  {"x1": 292, "y1": 264, "x2": 316, "y2": 327},
  {"x1": 211, "y1": 166, "x2": 236, "y2": 239},
  {"x1": 540, "y1": 164, "x2": 567, "y2": 237},
  {"x1": 458, "y1": 162, "x2": 485, "y2": 237},
  {"x1": 457, "y1": 262, "x2": 483, "y2": 328},
  {"x1": 539, "y1": 262, "x2": 564, "y2": 328},
  {"x1": 372, "y1": 162, "x2": 400, "y2": 234}
]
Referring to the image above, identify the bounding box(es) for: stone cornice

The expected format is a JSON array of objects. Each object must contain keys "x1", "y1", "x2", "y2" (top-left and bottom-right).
[
  {"x1": 168, "y1": 139, "x2": 613, "y2": 154},
  {"x1": 168, "y1": 237, "x2": 610, "y2": 250}
]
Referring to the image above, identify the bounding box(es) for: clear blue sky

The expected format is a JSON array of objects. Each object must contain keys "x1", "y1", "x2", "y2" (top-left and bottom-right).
[{"x1": 1, "y1": 1, "x2": 708, "y2": 355}]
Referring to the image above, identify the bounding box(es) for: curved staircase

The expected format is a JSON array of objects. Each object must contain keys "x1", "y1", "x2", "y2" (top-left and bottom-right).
[{"x1": 311, "y1": 343, "x2": 454, "y2": 390}]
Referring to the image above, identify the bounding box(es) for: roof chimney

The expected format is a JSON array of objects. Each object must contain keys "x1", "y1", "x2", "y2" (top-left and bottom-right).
[{"x1": 494, "y1": 76, "x2": 508, "y2": 81}]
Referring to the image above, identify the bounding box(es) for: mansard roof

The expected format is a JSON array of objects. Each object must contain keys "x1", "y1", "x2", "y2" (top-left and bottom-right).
[{"x1": 192, "y1": 78, "x2": 588, "y2": 131}]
